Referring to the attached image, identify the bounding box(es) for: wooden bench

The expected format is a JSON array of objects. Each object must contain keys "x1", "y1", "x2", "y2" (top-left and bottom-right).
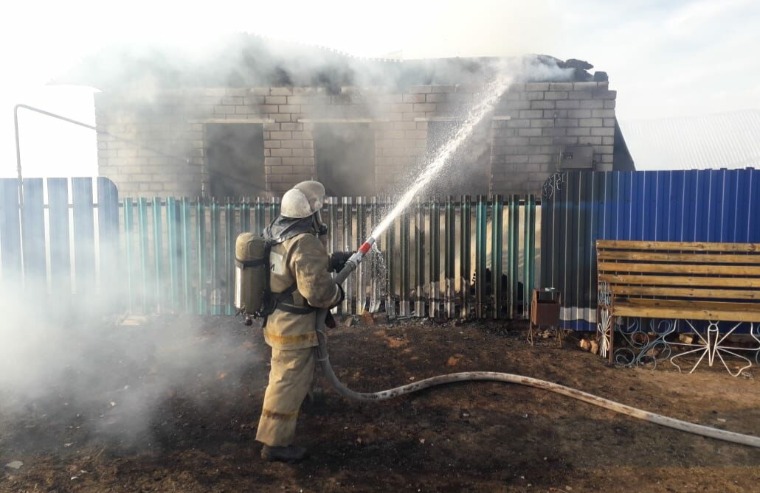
[{"x1": 596, "y1": 240, "x2": 760, "y2": 376}]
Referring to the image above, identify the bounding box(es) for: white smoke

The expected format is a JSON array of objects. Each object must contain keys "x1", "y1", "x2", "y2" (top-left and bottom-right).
[{"x1": 0, "y1": 279, "x2": 262, "y2": 449}]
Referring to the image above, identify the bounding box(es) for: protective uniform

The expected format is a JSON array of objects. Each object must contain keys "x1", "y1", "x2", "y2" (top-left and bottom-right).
[{"x1": 256, "y1": 181, "x2": 343, "y2": 462}]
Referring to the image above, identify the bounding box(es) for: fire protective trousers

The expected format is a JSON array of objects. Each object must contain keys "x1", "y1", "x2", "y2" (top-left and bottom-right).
[{"x1": 255, "y1": 346, "x2": 315, "y2": 447}]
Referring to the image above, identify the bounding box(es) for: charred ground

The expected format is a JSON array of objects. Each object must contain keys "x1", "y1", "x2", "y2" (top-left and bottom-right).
[{"x1": 1, "y1": 315, "x2": 759, "y2": 492}]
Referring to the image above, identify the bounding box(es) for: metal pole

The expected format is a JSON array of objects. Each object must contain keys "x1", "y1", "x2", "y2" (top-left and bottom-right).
[
  {"x1": 475, "y1": 195, "x2": 488, "y2": 319},
  {"x1": 167, "y1": 197, "x2": 178, "y2": 311},
  {"x1": 460, "y1": 196, "x2": 472, "y2": 319},
  {"x1": 123, "y1": 198, "x2": 134, "y2": 312},
  {"x1": 181, "y1": 197, "x2": 191, "y2": 312},
  {"x1": 197, "y1": 199, "x2": 207, "y2": 314},
  {"x1": 523, "y1": 194, "x2": 537, "y2": 318},
  {"x1": 137, "y1": 198, "x2": 149, "y2": 313},
  {"x1": 386, "y1": 196, "x2": 397, "y2": 318},
  {"x1": 342, "y1": 197, "x2": 353, "y2": 314},
  {"x1": 491, "y1": 194, "x2": 504, "y2": 319},
  {"x1": 152, "y1": 197, "x2": 164, "y2": 313},
  {"x1": 508, "y1": 194, "x2": 520, "y2": 319},
  {"x1": 414, "y1": 198, "x2": 425, "y2": 317},
  {"x1": 400, "y1": 210, "x2": 410, "y2": 317},
  {"x1": 357, "y1": 196, "x2": 366, "y2": 313},
  {"x1": 444, "y1": 197, "x2": 456, "y2": 318},
  {"x1": 429, "y1": 197, "x2": 441, "y2": 319},
  {"x1": 13, "y1": 106, "x2": 25, "y2": 281},
  {"x1": 210, "y1": 199, "x2": 219, "y2": 315}
]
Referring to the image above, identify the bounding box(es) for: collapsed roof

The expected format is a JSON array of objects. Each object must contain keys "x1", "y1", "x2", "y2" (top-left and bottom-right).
[{"x1": 54, "y1": 33, "x2": 607, "y2": 93}]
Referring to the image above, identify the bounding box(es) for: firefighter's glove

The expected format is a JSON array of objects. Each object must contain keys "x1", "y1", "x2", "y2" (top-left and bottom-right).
[
  {"x1": 329, "y1": 251, "x2": 353, "y2": 273},
  {"x1": 325, "y1": 311, "x2": 337, "y2": 329}
]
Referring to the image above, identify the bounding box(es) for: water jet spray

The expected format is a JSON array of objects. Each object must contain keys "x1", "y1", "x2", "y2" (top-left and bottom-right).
[{"x1": 313, "y1": 71, "x2": 760, "y2": 449}]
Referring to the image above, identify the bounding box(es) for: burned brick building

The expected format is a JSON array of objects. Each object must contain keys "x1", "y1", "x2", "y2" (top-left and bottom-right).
[{"x1": 61, "y1": 34, "x2": 633, "y2": 198}]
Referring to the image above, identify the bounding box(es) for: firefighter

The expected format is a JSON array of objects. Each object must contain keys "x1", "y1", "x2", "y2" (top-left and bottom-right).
[{"x1": 256, "y1": 180, "x2": 348, "y2": 463}]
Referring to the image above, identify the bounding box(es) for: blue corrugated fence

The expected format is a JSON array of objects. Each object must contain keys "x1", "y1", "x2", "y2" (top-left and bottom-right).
[{"x1": 541, "y1": 169, "x2": 760, "y2": 331}]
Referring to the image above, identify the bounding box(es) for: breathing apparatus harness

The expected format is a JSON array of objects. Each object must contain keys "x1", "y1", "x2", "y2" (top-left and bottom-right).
[{"x1": 263, "y1": 214, "x2": 328, "y2": 317}]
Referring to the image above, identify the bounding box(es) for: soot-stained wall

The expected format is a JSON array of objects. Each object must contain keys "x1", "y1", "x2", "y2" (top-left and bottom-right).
[
  {"x1": 95, "y1": 79, "x2": 621, "y2": 198},
  {"x1": 79, "y1": 40, "x2": 626, "y2": 199}
]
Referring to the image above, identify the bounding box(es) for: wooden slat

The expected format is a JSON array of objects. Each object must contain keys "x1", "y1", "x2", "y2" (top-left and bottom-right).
[
  {"x1": 610, "y1": 285, "x2": 760, "y2": 300},
  {"x1": 613, "y1": 304, "x2": 760, "y2": 322},
  {"x1": 613, "y1": 299, "x2": 760, "y2": 323},
  {"x1": 599, "y1": 273, "x2": 760, "y2": 288},
  {"x1": 598, "y1": 239, "x2": 760, "y2": 325},
  {"x1": 598, "y1": 261, "x2": 760, "y2": 276},
  {"x1": 623, "y1": 298, "x2": 760, "y2": 310},
  {"x1": 597, "y1": 250, "x2": 760, "y2": 264},
  {"x1": 597, "y1": 239, "x2": 760, "y2": 252}
]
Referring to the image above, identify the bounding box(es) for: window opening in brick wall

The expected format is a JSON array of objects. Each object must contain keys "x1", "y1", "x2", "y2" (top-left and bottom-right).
[
  {"x1": 426, "y1": 120, "x2": 491, "y2": 196},
  {"x1": 206, "y1": 123, "x2": 265, "y2": 198},
  {"x1": 314, "y1": 123, "x2": 375, "y2": 197}
]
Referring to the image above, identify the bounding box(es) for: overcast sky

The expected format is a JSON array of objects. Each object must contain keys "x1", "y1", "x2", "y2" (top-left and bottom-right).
[{"x1": 1, "y1": 0, "x2": 758, "y2": 177}]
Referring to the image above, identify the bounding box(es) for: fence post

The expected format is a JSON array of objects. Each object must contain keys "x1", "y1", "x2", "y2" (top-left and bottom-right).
[
  {"x1": 429, "y1": 197, "x2": 441, "y2": 318},
  {"x1": 491, "y1": 194, "x2": 503, "y2": 319},
  {"x1": 225, "y1": 199, "x2": 235, "y2": 315},
  {"x1": 400, "y1": 209, "x2": 411, "y2": 317},
  {"x1": 507, "y1": 194, "x2": 520, "y2": 319},
  {"x1": 167, "y1": 197, "x2": 179, "y2": 312},
  {"x1": 415, "y1": 198, "x2": 425, "y2": 317},
  {"x1": 196, "y1": 199, "x2": 207, "y2": 314},
  {"x1": 152, "y1": 197, "x2": 164, "y2": 312},
  {"x1": 356, "y1": 196, "x2": 366, "y2": 313},
  {"x1": 181, "y1": 197, "x2": 191, "y2": 312},
  {"x1": 444, "y1": 197, "x2": 456, "y2": 318},
  {"x1": 523, "y1": 194, "x2": 537, "y2": 318},
  {"x1": 137, "y1": 198, "x2": 150, "y2": 313},
  {"x1": 460, "y1": 196, "x2": 472, "y2": 319},
  {"x1": 475, "y1": 195, "x2": 488, "y2": 319}
]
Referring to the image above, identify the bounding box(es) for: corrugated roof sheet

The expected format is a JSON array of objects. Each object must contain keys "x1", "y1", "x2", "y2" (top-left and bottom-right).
[{"x1": 619, "y1": 109, "x2": 760, "y2": 170}]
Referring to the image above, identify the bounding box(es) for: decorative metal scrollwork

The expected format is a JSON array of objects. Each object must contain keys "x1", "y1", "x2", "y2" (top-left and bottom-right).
[
  {"x1": 612, "y1": 318, "x2": 677, "y2": 370},
  {"x1": 669, "y1": 320, "x2": 757, "y2": 377},
  {"x1": 610, "y1": 318, "x2": 760, "y2": 377}
]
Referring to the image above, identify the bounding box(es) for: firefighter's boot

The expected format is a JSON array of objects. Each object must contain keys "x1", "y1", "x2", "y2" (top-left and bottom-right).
[{"x1": 261, "y1": 445, "x2": 308, "y2": 463}]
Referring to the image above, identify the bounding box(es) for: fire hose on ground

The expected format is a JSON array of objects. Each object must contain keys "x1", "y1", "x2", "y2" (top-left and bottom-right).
[{"x1": 315, "y1": 237, "x2": 760, "y2": 449}]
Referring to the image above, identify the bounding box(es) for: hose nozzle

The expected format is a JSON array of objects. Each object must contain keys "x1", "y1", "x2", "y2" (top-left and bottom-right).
[{"x1": 335, "y1": 237, "x2": 376, "y2": 284}]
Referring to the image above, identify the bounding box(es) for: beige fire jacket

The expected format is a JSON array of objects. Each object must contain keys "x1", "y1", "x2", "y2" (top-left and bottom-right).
[{"x1": 263, "y1": 232, "x2": 342, "y2": 350}]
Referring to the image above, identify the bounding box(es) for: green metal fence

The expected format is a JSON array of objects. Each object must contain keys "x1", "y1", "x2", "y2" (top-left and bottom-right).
[{"x1": 120, "y1": 195, "x2": 540, "y2": 319}]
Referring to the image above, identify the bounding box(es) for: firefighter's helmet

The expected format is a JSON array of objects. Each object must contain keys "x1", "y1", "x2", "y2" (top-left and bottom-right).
[{"x1": 280, "y1": 181, "x2": 326, "y2": 219}]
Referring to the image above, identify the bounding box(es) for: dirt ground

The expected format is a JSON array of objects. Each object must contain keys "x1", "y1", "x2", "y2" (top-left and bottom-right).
[{"x1": 2, "y1": 313, "x2": 760, "y2": 493}]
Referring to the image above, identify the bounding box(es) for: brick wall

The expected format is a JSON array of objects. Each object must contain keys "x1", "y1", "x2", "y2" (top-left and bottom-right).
[{"x1": 95, "y1": 80, "x2": 617, "y2": 198}]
